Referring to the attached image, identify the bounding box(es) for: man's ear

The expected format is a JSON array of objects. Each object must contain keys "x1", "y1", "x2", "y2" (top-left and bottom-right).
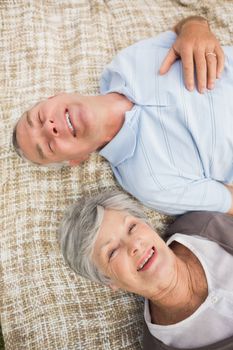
[
  {"x1": 69, "y1": 159, "x2": 82, "y2": 166},
  {"x1": 69, "y1": 155, "x2": 89, "y2": 166}
]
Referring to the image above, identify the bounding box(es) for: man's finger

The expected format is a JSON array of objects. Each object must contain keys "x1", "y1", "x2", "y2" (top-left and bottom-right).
[
  {"x1": 159, "y1": 47, "x2": 178, "y2": 75},
  {"x1": 180, "y1": 48, "x2": 195, "y2": 91},
  {"x1": 215, "y1": 46, "x2": 225, "y2": 78},
  {"x1": 206, "y1": 53, "x2": 217, "y2": 89},
  {"x1": 194, "y1": 50, "x2": 207, "y2": 93}
]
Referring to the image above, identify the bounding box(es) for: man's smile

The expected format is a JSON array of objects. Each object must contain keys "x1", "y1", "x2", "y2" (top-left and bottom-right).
[{"x1": 65, "y1": 109, "x2": 76, "y2": 137}]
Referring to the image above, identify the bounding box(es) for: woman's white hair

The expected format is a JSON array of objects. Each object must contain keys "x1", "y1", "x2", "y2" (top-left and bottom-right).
[{"x1": 58, "y1": 190, "x2": 149, "y2": 285}]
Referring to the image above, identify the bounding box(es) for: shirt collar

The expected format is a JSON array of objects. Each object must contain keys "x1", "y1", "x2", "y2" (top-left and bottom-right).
[{"x1": 99, "y1": 106, "x2": 138, "y2": 166}]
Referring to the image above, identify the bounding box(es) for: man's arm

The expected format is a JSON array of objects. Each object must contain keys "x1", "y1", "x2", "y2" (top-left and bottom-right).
[{"x1": 159, "y1": 16, "x2": 225, "y2": 94}]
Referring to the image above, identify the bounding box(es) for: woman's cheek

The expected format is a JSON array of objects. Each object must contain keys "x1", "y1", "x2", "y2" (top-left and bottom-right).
[{"x1": 111, "y1": 255, "x2": 124, "y2": 280}]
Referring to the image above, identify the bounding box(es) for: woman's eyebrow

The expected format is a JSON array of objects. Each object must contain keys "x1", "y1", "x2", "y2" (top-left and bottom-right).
[
  {"x1": 100, "y1": 239, "x2": 111, "y2": 250},
  {"x1": 98, "y1": 239, "x2": 114, "y2": 256}
]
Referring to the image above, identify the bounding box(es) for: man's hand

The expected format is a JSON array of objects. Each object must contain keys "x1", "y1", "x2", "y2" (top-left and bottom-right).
[{"x1": 159, "y1": 16, "x2": 225, "y2": 94}]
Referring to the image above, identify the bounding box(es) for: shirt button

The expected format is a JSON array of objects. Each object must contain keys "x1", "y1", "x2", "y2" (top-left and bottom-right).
[{"x1": 211, "y1": 295, "x2": 218, "y2": 304}]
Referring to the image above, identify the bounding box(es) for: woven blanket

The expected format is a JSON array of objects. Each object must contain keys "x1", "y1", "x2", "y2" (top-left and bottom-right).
[{"x1": 1, "y1": 1, "x2": 233, "y2": 349}]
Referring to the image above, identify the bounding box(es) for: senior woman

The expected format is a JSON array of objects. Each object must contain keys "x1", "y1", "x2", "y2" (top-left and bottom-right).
[{"x1": 59, "y1": 191, "x2": 233, "y2": 350}]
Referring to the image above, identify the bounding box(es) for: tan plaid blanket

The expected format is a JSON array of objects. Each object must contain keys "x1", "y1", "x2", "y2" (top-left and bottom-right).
[{"x1": 1, "y1": 1, "x2": 233, "y2": 349}]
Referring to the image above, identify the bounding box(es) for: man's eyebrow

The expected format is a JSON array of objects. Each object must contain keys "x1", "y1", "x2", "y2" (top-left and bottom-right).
[
  {"x1": 36, "y1": 144, "x2": 46, "y2": 160},
  {"x1": 26, "y1": 111, "x2": 34, "y2": 127}
]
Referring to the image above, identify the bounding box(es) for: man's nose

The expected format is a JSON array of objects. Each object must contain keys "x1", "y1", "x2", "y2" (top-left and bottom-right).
[{"x1": 44, "y1": 119, "x2": 59, "y2": 137}]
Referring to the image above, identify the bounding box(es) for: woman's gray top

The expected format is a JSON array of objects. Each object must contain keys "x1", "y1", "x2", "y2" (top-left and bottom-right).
[{"x1": 143, "y1": 211, "x2": 233, "y2": 350}]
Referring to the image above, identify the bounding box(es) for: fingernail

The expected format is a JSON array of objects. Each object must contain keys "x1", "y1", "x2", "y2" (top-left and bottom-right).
[
  {"x1": 200, "y1": 88, "x2": 206, "y2": 94},
  {"x1": 158, "y1": 68, "x2": 164, "y2": 75},
  {"x1": 187, "y1": 85, "x2": 194, "y2": 91},
  {"x1": 208, "y1": 83, "x2": 214, "y2": 90}
]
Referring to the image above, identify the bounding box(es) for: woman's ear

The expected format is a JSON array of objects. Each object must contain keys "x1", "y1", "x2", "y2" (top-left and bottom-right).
[{"x1": 108, "y1": 283, "x2": 119, "y2": 291}]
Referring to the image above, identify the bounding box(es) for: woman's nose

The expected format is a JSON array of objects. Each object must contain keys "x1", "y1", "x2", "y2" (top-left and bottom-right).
[{"x1": 128, "y1": 238, "x2": 142, "y2": 256}]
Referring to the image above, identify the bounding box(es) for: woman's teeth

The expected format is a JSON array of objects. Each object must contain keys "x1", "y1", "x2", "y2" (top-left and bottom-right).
[{"x1": 137, "y1": 248, "x2": 154, "y2": 271}]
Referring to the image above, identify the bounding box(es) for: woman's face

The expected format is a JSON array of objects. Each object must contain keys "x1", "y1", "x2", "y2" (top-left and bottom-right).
[{"x1": 92, "y1": 209, "x2": 177, "y2": 300}]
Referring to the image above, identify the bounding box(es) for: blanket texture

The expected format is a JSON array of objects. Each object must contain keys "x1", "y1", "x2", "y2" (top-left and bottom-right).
[{"x1": 1, "y1": 1, "x2": 233, "y2": 349}]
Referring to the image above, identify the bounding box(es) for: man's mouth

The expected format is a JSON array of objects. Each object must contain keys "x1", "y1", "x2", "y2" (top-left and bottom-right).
[
  {"x1": 137, "y1": 247, "x2": 155, "y2": 272},
  {"x1": 65, "y1": 109, "x2": 76, "y2": 137}
]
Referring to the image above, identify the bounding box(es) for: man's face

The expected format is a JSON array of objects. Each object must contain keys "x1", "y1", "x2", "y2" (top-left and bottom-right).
[
  {"x1": 92, "y1": 209, "x2": 176, "y2": 299},
  {"x1": 16, "y1": 93, "x2": 104, "y2": 165}
]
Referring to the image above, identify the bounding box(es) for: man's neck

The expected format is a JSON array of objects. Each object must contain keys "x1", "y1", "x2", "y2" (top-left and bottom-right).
[
  {"x1": 149, "y1": 242, "x2": 208, "y2": 325},
  {"x1": 99, "y1": 93, "x2": 133, "y2": 143}
]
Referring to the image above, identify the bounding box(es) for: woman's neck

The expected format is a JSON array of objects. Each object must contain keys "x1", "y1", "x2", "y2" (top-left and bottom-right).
[{"x1": 149, "y1": 242, "x2": 208, "y2": 325}]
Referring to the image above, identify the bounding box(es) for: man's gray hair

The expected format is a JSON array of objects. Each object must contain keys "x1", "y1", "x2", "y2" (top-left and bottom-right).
[
  {"x1": 12, "y1": 120, "x2": 28, "y2": 161},
  {"x1": 58, "y1": 190, "x2": 149, "y2": 285}
]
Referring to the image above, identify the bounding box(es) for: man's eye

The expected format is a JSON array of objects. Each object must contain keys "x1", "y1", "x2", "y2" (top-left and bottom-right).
[
  {"x1": 48, "y1": 143, "x2": 54, "y2": 153},
  {"x1": 38, "y1": 113, "x2": 42, "y2": 124}
]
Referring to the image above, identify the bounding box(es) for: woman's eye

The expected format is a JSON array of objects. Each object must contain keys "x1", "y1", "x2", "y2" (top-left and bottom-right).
[
  {"x1": 129, "y1": 223, "x2": 136, "y2": 233},
  {"x1": 109, "y1": 248, "x2": 117, "y2": 261}
]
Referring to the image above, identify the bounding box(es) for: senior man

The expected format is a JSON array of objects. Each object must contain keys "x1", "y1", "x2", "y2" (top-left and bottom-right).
[{"x1": 14, "y1": 16, "x2": 232, "y2": 216}]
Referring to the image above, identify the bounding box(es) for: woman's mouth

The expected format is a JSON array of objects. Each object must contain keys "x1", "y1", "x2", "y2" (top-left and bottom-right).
[{"x1": 137, "y1": 247, "x2": 156, "y2": 272}]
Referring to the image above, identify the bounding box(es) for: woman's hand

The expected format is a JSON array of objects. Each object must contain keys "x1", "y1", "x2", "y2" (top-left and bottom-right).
[{"x1": 159, "y1": 16, "x2": 225, "y2": 94}]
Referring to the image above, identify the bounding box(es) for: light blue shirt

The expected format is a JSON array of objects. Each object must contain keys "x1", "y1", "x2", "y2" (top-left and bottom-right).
[{"x1": 99, "y1": 31, "x2": 233, "y2": 215}]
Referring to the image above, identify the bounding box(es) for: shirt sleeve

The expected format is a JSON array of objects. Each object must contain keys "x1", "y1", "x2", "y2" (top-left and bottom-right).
[{"x1": 140, "y1": 178, "x2": 232, "y2": 215}]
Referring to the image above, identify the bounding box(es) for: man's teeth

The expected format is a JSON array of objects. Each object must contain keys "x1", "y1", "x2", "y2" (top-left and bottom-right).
[
  {"x1": 66, "y1": 111, "x2": 74, "y2": 132},
  {"x1": 137, "y1": 248, "x2": 154, "y2": 271}
]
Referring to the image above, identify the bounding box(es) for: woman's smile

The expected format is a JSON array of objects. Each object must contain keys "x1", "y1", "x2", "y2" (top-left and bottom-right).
[{"x1": 137, "y1": 246, "x2": 157, "y2": 272}]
